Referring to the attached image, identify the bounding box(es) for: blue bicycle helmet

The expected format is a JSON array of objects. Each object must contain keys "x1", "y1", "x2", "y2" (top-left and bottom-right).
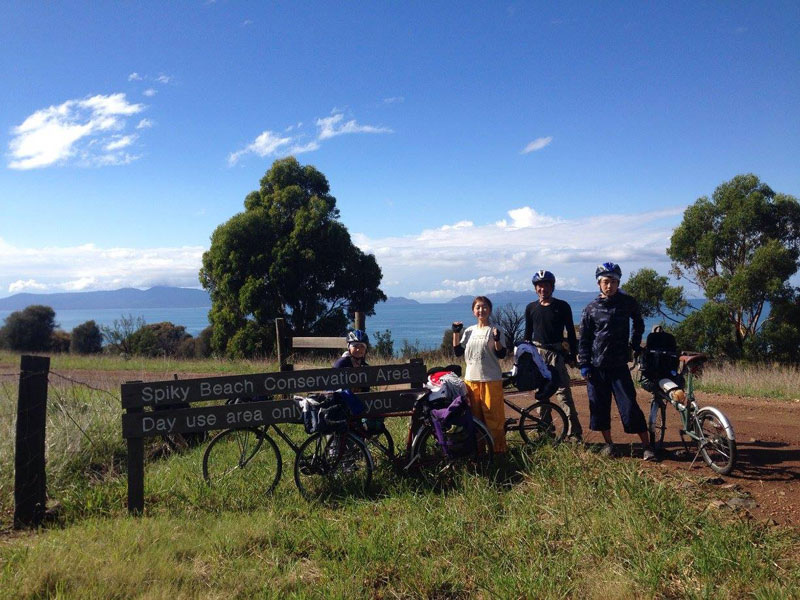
[
  {"x1": 531, "y1": 270, "x2": 556, "y2": 286},
  {"x1": 346, "y1": 329, "x2": 368, "y2": 345},
  {"x1": 595, "y1": 262, "x2": 622, "y2": 281}
]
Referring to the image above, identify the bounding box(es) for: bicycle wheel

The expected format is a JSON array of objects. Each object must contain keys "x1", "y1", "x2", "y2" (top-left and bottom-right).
[
  {"x1": 202, "y1": 427, "x2": 282, "y2": 494},
  {"x1": 411, "y1": 418, "x2": 494, "y2": 490},
  {"x1": 694, "y1": 408, "x2": 737, "y2": 475},
  {"x1": 294, "y1": 431, "x2": 374, "y2": 500},
  {"x1": 518, "y1": 401, "x2": 568, "y2": 446},
  {"x1": 364, "y1": 426, "x2": 395, "y2": 462},
  {"x1": 648, "y1": 397, "x2": 667, "y2": 450}
]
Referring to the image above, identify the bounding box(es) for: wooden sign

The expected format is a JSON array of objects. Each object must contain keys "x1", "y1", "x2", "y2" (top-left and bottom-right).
[
  {"x1": 121, "y1": 389, "x2": 422, "y2": 438},
  {"x1": 121, "y1": 362, "x2": 426, "y2": 408}
]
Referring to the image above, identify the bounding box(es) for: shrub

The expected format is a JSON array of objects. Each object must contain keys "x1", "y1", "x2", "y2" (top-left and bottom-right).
[
  {"x1": 128, "y1": 322, "x2": 192, "y2": 357},
  {"x1": 71, "y1": 320, "x2": 103, "y2": 354},
  {"x1": 372, "y1": 329, "x2": 394, "y2": 358},
  {"x1": 51, "y1": 329, "x2": 71, "y2": 352},
  {"x1": 0, "y1": 305, "x2": 57, "y2": 351}
]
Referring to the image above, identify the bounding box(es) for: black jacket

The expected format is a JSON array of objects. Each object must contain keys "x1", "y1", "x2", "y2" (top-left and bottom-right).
[{"x1": 578, "y1": 291, "x2": 644, "y2": 369}]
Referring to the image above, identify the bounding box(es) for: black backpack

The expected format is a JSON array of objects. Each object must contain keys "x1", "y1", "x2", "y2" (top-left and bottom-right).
[
  {"x1": 640, "y1": 326, "x2": 680, "y2": 379},
  {"x1": 515, "y1": 351, "x2": 546, "y2": 392}
]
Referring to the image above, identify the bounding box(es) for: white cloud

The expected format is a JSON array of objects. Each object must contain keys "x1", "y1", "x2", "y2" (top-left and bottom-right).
[
  {"x1": 9, "y1": 279, "x2": 48, "y2": 293},
  {"x1": 383, "y1": 96, "x2": 405, "y2": 104},
  {"x1": 500, "y1": 207, "x2": 562, "y2": 228},
  {"x1": 521, "y1": 136, "x2": 553, "y2": 154},
  {"x1": 128, "y1": 72, "x2": 142, "y2": 81},
  {"x1": 353, "y1": 206, "x2": 685, "y2": 300},
  {"x1": 317, "y1": 112, "x2": 392, "y2": 140},
  {"x1": 136, "y1": 118, "x2": 154, "y2": 129},
  {"x1": 156, "y1": 74, "x2": 172, "y2": 84},
  {"x1": 0, "y1": 238, "x2": 205, "y2": 294},
  {"x1": 143, "y1": 88, "x2": 157, "y2": 97},
  {"x1": 228, "y1": 130, "x2": 292, "y2": 165},
  {"x1": 7, "y1": 93, "x2": 146, "y2": 170},
  {"x1": 229, "y1": 111, "x2": 391, "y2": 165},
  {"x1": 105, "y1": 135, "x2": 136, "y2": 151},
  {"x1": 242, "y1": 19, "x2": 253, "y2": 26}
]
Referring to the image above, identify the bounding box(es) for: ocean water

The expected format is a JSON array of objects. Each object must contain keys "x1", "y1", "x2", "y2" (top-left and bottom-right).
[{"x1": 0, "y1": 299, "x2": 688, "y2": 351}]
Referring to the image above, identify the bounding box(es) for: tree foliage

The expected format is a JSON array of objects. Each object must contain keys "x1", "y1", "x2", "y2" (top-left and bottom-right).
[
  {"x1": 128, "y1": 322, "x2": 192, "y2": 357},
  {"x1": 668, "y1": 174, "x2": 800, "y2": 352},
  {"x1": 200, "y1": 157, "x2": 386, "y2": 358},
  {"x1": 101, "y1": 314, "x2": 146, "y2": 355},
  {"x1": 0, "y1": 305, "x2": 57, "y2": 352},
  {"x1": 624, "y1": 268, "x2": 688, "y2": 323},
  {"x1": 753, "y1": 292, "x2": 800, "y2": 364},
  {"x1": 71, "y1": 320, "x2": 103, "y2": 354}
]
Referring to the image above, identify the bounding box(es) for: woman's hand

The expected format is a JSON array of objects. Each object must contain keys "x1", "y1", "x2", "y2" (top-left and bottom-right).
[
  {"x1": 492, "y1": 328, "x2": 502, "y2": 344},
  {"x1": 452, "y1": 321, "x2": 463, "y2": 346}
]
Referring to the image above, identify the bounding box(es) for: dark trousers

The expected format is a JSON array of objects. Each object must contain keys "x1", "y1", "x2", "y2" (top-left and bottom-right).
[{"x1": 587, "y1": 365, "x2": 647, "y2": 434}]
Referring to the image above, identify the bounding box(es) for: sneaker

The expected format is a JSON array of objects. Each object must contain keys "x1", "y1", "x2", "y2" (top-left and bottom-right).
[
  {"x1": 565, "y1": 435, "x2": 583, "y2": 444},
  {"x1": 599, "y1": 443, "x2": 615, "y2": 457},
  {"x1": 643, "y1": 446, "x2": 657, "y2": 462}
]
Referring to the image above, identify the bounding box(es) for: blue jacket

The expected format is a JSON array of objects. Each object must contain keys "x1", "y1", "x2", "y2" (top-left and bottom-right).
[{"x1": 578, "y1": 291, "x2": 644, "y2": 369}]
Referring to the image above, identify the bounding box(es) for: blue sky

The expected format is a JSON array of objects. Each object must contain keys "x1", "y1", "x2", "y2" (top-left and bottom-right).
[{"x1": 1, "y1": 2, "x2": 798, "y2": 301}]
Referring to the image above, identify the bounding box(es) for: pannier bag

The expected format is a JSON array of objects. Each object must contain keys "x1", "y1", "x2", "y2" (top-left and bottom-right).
[
  {"x1": 430, "y1": 394, "x2": 476, "y2": 458},
  {"x1": 297, "y1": 390, "x2": 365, "y2": 435},
  {"x1": 424, "y1": 370, "x2": 476, "y2": 457}
]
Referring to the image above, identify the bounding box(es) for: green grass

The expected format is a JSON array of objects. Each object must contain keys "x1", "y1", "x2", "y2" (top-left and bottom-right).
[
  {"x1": 1, "y1": 352, "x2": 799, "y2": 598},
  {"x1": 1, "y1": 440, "x2": 798, "y2": 598}
]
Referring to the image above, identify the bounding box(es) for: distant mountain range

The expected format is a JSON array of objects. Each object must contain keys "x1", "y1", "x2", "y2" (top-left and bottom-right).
[
  {"x1": 0, "y1": 286, "x2": 423, "y2": 311},
  {"x1": 0, "y1": 287, "x2": 213, "y2": 311}
]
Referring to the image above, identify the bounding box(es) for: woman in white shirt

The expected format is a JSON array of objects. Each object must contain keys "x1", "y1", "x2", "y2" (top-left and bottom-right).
[{"x1": 452, "y1": 296, "x2": 507, "y2": 453}]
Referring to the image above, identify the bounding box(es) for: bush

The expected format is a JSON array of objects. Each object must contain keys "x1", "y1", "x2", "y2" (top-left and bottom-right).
[
  {"x1": 127, "y1": 322, "x2": 192, "y2": 357},
  {"x1": 194, "y1": 326, "x2": 214, "y2": 358},
  {"x1": 440, "y1": 329, "x2": 453, "y2": 353},
  {"x1": 71, "y1": 320, "x2": 103, "y2": 354},
  {"x1": 50, "y1": 330, "x2": 71, "y2": 353},
  {"x1": 372, "y1": 329, "x2": 394, "y2": 358},
  {"x1": 0, "y1": 305, "x2": 57, "y2": 351},
  {"x1": 101, "y1": 314, "x2": 145, "y2": 355}
]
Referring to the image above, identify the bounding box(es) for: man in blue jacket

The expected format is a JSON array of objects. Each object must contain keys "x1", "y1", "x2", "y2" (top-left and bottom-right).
[{"x1": 578, "y1": 262, "x2": 655, "y2": 460}]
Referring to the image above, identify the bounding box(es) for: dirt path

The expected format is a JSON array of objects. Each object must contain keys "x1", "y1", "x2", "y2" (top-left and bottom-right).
[{"x1": 507, "y1": 383, "x2": 800, "y2": 527}]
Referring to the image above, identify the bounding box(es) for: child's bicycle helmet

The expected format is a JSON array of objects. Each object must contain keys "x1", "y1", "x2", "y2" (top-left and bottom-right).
[
  {"x1": 595, "y1": 262, "x2": 622, "y2": 281},
  {"x1": 346, "y1": 329, "x2": 368, "y2": 345}
]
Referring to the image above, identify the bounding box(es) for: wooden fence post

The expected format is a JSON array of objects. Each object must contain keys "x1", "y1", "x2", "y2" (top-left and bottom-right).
[
  {"x1": 124, "y1": 379, "x2": 145, "y2": 516},
  {"x1": 354, "y1": 311, "x2": 365, "y2": 332},
  {"x1": 275, "y1": 318, "x2": 289, "y2": 370},
  {"x1": 14, "y1": 354, "x2": 50, "y2": 529}
]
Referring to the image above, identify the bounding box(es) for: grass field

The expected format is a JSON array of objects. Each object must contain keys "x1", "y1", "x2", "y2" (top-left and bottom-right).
[{"x1": 1, "y1": 351, "x2": 799, "y2": 598}]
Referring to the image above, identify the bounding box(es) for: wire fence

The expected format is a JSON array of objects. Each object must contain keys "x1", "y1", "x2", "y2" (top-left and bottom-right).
[{"x1": 1, "y1": 367, "x2": 125, "y2": 511}]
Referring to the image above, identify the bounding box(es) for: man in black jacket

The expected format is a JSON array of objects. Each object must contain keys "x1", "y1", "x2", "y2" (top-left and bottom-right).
[
  {"x1": 524, "y1": 269, "x2": 582, "y2": 441},
  {"x1": 578, "y1": 262, "x2": 655, "y2": 460}
]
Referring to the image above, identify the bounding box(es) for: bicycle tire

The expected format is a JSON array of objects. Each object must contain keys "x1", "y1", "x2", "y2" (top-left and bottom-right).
[
  {"x1": 293, "y1": 431, "x2": 374, "y2": 500},
  {"x1": 694, "y1": 407, "x2": 737, "y2": 475},
  {"x1": 411, "y1": 418, "x2": 494, "y2": 490},
  {"x1": 518, "y1": 401, "x2": 568, "y2": 446},
  {"x1": 364, "y1": 426, "x2": 395, "y2": 462},
  {"x1": 648, "y1": 397, "x2": 667, "y2": 450},
  {"x1": 202, "y1": 427, "x2": 282, "y2": 494}
]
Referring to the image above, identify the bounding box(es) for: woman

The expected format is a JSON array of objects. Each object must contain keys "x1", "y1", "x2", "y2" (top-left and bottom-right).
[{"x1": 452, "y1": 296, "x2": 507, "y2": 453}]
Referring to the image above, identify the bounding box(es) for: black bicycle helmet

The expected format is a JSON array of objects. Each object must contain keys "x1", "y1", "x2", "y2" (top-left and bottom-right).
[
  {"x1": 531, "y1": 270, "x2": 556, "y2": 286},
  {"x1": 595, "y1": 262, "x2": 622, "y2": 281}
]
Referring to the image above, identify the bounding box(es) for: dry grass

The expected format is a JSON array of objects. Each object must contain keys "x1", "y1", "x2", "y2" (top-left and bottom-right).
[{"x1": 696, "y1": 362, "x2": 800, "y2": 401}]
